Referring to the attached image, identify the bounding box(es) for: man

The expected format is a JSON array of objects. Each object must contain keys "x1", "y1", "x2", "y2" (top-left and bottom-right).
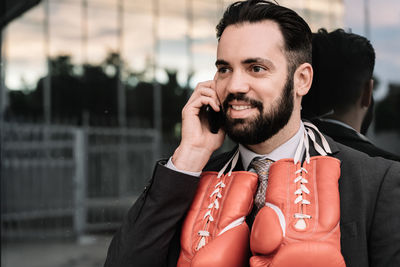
[
  {"x1": 302, "y1": 29, "x2": 400, "y2": 161},
  {"x1": 104, "y1": 1, "x2": 400, "y2": 266}
]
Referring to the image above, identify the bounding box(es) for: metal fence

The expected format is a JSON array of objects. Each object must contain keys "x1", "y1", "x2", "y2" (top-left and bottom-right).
[{"x1": 1, "y1": 123, "x2": 159, "y2": 240}]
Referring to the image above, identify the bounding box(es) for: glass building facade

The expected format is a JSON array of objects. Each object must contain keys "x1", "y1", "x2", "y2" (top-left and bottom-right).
[{"x1": 2, "y1": 0, "x2": 344, "y2": 93}]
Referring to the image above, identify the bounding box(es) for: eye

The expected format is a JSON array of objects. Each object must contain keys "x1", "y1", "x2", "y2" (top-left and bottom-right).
[
  {"x1": 251, "y1": 65, "x2": 266, "y2": 73},
  {"x1": 217, "y1": 67, "x2": 231, "y2": 74}
]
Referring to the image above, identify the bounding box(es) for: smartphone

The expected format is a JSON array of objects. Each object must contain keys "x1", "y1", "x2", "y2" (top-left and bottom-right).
[{"x1": 200, "y1": 105, "x2": 223, "y2": 134}]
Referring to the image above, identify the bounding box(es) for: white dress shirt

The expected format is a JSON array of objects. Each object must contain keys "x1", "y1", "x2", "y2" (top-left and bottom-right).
[
  {"x1": 166, "y1": 122, "x2": 305, "y2": 176},
  {"x1": 239, "y1": 122, "x2": 305, "y2": 170}
]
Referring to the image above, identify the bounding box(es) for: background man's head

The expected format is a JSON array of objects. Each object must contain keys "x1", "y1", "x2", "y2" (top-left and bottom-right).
[{"x1": 302, "y1": 28, "x2": 376, "y2": 133}]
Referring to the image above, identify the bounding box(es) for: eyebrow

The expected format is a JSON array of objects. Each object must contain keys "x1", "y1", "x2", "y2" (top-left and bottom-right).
[
  {"x1": 215, "y1": 57, "x2": 275, "y2": 69},
  {"x1": 215, "y1": 59, "x2": 229, "y2": 67},
  {"x1": 242, "y1": 57, "x2": 274, "y2": 69}
]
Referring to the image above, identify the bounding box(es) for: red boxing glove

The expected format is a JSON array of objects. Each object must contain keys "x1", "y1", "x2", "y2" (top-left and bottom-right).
[
  {"x1": 250, "y1": 156, "x2": 346, "y2": 267},
  {"x1": 178, "y1": 171, "x2": 258, "y2": 267}
]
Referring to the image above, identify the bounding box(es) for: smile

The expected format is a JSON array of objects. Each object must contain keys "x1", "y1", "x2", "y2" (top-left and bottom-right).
[
  {"x1": 231, "y1": 105, "x2": 252, "y2": 111},
  {"x1": 227, "y1": 103, "x2": 258, "y2": 119}
]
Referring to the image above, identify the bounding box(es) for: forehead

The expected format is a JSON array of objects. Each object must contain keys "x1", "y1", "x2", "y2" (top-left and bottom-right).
[{"x1": 217, "y1": 20, "x2": 286, "y2": 64}]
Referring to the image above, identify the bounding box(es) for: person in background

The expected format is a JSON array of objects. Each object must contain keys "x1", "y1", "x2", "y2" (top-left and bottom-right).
[
  {"x1": 302, "y1": 28, "x2": 400, "y2": 161},
  {"x1": 104, "y1": 1, "x2": 400, "y2": 266}
]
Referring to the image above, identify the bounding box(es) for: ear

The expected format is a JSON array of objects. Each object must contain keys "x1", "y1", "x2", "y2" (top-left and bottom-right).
[
  {"x1": 294, "y1": 63, "x2": 313, "y2": 97},
  {"x1": 360, "y1": 79, "x2": 373, "y2": 108}
]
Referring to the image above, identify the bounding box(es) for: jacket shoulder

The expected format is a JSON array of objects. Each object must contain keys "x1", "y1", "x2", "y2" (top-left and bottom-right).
[{"x1": 333, "y1": 140, "x2": 398, "y2": 177}]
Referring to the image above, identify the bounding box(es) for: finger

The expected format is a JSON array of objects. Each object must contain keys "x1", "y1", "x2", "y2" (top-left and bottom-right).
[
  {"x1": 188, "y1": 95, "x2": 221, "y2": 113},
  {"x1": 194, "y1": 80, "x2": 215, "y2": 91},
  {"x1": 187, "y1": 85, "x2": 220, "y2": 108},
  {"x1": 197, "y1": 87, "x2": 220, "y2": 103},
  {"x1": 197, "y1": 96, "x2": 220, "y2": 113}
]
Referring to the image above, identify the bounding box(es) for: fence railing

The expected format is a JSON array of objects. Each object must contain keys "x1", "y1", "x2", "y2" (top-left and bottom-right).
[{"x1": 1, "y1": 123, "x2": 159, "y2": 240}]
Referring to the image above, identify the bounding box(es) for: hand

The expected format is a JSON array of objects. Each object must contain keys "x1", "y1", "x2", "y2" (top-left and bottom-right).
[{"x1": 172, "y1": 80, "x2": 225, "y2": 172}]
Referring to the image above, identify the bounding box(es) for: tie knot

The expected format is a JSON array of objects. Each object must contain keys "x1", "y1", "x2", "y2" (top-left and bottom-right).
[{"x1": 249, "y1": 158, "x2": 273, "y2": 175}]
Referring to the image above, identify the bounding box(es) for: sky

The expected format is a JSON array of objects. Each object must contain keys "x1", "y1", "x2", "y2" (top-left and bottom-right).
[{"x1": 344, "y1": 0, "x2": 400, "y2": 100}]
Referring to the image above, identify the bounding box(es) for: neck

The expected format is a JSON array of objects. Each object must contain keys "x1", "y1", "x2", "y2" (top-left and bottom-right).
[
  {"x1": 247, "y1": 113, "x2": 301, "y2": 155},
  {"x1": 326, "y1": 110, "x2": 363, "y2": 133}
]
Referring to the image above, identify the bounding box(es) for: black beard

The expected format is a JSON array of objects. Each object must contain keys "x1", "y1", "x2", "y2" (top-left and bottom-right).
[{"x1": 222, "y1": 76, "x2": 294, "y2": 145}]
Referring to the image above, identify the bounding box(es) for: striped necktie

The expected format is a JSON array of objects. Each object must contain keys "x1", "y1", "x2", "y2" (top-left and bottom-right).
[{"x1": 249, "y1": 158, "x2": 274, "y2": 211}]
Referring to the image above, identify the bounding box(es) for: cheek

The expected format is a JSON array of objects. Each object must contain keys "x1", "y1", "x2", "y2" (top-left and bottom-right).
[
  {"x1": 260, "y1": 79, "x2": 284, "y2": 97},
  {"x1": 252, "y1": 83, "x2": 275, "y2": 101}
]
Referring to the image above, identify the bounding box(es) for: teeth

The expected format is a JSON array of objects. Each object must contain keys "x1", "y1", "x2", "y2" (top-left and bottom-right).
[{"x1": 231, "y1": 105, "x2": 252, "y2": 111}]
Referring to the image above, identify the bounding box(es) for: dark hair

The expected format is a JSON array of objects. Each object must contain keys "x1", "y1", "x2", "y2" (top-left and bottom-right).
[
  {"x1": 303, "y1": 28, "x2": 375, "y2": 116},
  {"x1": 216, "y1": 0, "x2": 312, "y2": 73}
]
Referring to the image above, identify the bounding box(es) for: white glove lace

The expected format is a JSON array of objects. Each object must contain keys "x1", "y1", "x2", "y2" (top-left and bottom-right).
[
  {"x1": 196, "y1": 150, "x2": 240, "y2": 251},
  {"x1": 292, "y1": 122, "x2": 332, "y2": 230},
  {"x1": 293, "y1": 166, "x2": 311, "y2": 230}
]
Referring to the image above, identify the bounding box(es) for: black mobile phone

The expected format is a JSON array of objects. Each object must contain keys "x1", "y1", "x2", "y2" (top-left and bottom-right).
[{"x1": 200, "y1": 105, "x2": 223, "y2": 134}]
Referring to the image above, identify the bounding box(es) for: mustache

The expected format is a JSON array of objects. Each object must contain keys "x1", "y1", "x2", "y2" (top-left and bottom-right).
[{"x1": 222, "y1": 93, "x2": 263, "y2": 112}]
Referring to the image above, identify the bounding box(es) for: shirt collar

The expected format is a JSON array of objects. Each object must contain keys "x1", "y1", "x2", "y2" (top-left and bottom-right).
[{"x1": 239, "y1": 122, "x2": 305, "y2": 170}]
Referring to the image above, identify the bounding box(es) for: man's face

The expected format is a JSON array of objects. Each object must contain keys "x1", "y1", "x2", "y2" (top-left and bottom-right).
[{"x1": 215, "y1": 21, "x2": 294, "y2": 145}]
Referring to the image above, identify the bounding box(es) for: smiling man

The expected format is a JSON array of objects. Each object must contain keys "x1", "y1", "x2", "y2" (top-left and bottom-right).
[
  {"x1": 216, "y1": 21, "x2": 298, "y2": 149},
  {"x1": 104, "y1": 1, "x2": 400, "y2": 266}
]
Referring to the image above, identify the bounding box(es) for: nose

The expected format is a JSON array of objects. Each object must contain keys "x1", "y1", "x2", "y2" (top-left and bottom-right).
[{"x1": 226, "y1": 70, "x2": 250, "y2": 94}]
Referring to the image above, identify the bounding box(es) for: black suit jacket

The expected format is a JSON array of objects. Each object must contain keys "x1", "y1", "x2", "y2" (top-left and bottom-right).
[
  {"x1": 313, "y1": 119, "x2": 400, "y2": 162},
  {"x1": 104, "y1": 136, "x2": 400, "y2": 267}
]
